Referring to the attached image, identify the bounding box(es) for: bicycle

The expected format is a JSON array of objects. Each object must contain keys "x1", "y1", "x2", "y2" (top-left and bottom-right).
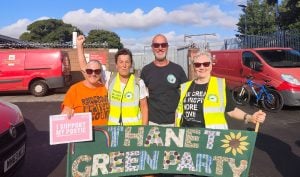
[{"x1": 231, "y1": 76, "x2": 284, "y2": 112}]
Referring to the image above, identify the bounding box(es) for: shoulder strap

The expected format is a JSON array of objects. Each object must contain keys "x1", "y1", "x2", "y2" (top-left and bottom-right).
[
  {"x1": 108, "y1": 72, "x2": 117, "y2": 88},
  {"x1": 108, "y1": 71, "x2": 140, "y2": 88},
  {"x1": 133, "y1": 72, "x2": 140, "y2": 87}
]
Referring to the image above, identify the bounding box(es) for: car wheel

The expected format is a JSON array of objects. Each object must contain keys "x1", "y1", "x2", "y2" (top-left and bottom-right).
[{"x1": 30, "y1": 80, "x2": 48, "y2": 97}]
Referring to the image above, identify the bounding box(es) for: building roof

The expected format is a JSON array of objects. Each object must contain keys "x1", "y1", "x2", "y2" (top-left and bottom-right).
[{"x1": 0, "y1": 34, "x2": 22, "y2": 43}]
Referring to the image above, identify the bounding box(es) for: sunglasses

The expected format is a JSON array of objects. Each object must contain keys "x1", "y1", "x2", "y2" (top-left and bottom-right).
[
  {"x1": 152, "y1": 43, "x2": 168, "y2": 48},
  {"x1": 85, "y1": 69, "x2": 101, "y2": 75},
  {"x1": 193, "y1": 62, "x2": 211, "y2": 68}
]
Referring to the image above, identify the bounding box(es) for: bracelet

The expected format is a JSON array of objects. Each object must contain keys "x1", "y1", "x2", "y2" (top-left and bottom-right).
[{"x1": 244, "y1": 113, "x2": 249, "y2": 124}]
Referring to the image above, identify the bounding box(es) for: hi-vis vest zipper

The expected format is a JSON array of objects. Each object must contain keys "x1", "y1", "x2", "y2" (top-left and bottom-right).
[
  {"x1": 175, "y1": 76, "x2": 228, "y2": 129},
  {"x1": 108, "y1": 73, "x2": 141, "y2": 125}
]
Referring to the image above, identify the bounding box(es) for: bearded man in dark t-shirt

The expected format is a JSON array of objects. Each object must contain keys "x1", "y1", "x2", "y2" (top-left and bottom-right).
[{"x1": 140, "y1": 34, "x2": 187, "y2": 126}]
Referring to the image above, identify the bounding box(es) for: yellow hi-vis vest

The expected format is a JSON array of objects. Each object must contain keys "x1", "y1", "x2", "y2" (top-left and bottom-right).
[
  {"x1": 175, "y1": 76, "x2": 228, "y2": 129},
  {"x1": 108, "y1": 73, "x2": 142, "y2": 126}
]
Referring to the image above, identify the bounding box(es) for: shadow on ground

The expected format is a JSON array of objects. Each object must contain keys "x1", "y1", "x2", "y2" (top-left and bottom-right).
[{"x1": 252, "y1": 130, "x2": 300, "y2": 177}]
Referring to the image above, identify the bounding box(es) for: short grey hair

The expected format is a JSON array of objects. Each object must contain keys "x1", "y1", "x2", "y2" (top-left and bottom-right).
[
  {"x1": 192, "y1": 51, "x2": 212, "y2": 63},
  {"x1": 87, "y1": 60, "x2": 102, "y2": 68}
]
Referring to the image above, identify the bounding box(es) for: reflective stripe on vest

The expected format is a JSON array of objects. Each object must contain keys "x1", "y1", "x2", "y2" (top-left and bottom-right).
[
  {"x1": 175, "y1": 77, "x2": 228, "y2": 129},
  {"x1": 108, "y1": 115, "x2": 141, "y2": 125},
  {"x1": 108, "y1": 73, "x2": 141, "y2": 126},
  {"x1": 175, "y1": 80, "x2": 193, "y2": 127},
  {"x1": 203, "y1": 77, "x2": 228, "y2": 129}
]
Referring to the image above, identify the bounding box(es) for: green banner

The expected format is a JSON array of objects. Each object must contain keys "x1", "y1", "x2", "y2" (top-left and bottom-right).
[{"x1": 66, "y1": 126, "x2": 257, "y2": 177}]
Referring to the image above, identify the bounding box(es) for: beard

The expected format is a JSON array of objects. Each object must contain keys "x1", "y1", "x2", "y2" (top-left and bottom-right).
[{"x1": 154, "y1": 52, "x2": 167, "y2": 61}]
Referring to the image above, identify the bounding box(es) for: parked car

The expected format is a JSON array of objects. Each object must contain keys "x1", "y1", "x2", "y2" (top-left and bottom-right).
[
  {"x1": 211, "y1": 48, "x2": 300, "y2": 106},
  {"x1": 0, "y1": 101, "x2": 26, "y2": 177},
  {"x1": 0, "y1": 49, "x2": 71, "y2": 96}
]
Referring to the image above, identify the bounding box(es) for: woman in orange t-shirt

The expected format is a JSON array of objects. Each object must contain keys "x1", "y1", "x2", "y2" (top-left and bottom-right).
[{"x1": 61, "y1": 60, "x2": 109, "y2": 126}]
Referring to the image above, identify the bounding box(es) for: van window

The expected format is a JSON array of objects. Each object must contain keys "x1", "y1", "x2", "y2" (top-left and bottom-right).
[
  {"x1": 242, "y1": 52, "x2": 261, "y2": 69},
  {"x1": 256, "y1": 49, "x2": 300, "y2": 68}
]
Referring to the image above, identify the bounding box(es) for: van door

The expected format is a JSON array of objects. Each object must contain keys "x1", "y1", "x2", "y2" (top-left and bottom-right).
[
  {"x1": 0, "y1": 52, "x2": 26, "y2": 91},
  {"x1": 211, "y1": 51, "x2": 242, "y2": 88},
  {"x1": 241, "y1": 51, "x2": 271, "y2": 85}
]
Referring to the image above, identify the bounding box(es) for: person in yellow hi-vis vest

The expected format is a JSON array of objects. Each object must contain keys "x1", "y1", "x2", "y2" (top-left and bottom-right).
[
  {"x1": 175, "y1": 51, "x2": 266, "y2": 129},
  {"x1": 76, "y1": 35, "x2": 148, "y2": 126},
  {"x1": 107, "y1": 48, "x2": 149, "y2": 125}
]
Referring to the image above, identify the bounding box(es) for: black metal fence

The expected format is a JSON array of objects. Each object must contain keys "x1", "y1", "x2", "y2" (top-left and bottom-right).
[
  {"x1": 0, "y1": 42, "x2": 107, "y2": 49},
  {"x1": 1, "y1": 30, "x2": 300, "y2": 51},
  {"x1": 224, "y1": 30, "x2": 300, "y2": 51}
]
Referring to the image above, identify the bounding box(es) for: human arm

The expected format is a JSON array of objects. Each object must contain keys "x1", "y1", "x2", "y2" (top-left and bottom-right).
[
  {"x1": 61, "y1": 85, "x2": 77, "y2": 119},
  {"x1": 61, "y1": 106, "x2": 74, "y2": 119},
  {"x1": 139, "y1": 79, "x2": 149, "y2": 125},
  {"x1": 76, "y1": 35, "x2": 88, "y2": 71},
  {"x1": 227, "y1": 108, "x2": 266, "y2": 124},
  {"x1": 140, "y1": 98, "x2": 148, "y2": 125}
]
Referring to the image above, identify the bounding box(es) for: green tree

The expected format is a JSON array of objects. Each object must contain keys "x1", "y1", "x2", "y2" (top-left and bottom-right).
[
  {"x1": 20, "y1": 19, "x2": 81, "y2": 43},
  {"x1": 86, "y1": 29, "x2": 123, "y2": 49},
  {"x1": 237, "y1": 0, "x2": 277, "y2": 35},
  {"x1": 279, "y1": 0, "x2": 300, "y2": 33}
]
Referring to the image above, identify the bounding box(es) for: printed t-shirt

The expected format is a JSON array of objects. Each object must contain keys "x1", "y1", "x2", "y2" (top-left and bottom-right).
[
  {"x1": 140, "y1": 61, "x2": 188, "y2": 124},
  {"x1": 62, "y1": 81, "x2": 110, "y2": 126},
  {"x1": 181, "y1": 82, "x2": 235, "y2": 127}
]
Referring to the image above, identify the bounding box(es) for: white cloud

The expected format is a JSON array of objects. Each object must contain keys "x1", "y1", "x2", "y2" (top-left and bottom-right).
[
  {"x1": 62, "y1": 2, "x2": 238, "y2": 34},
  {"x1": 121, "y1": 31, "x2": 180, "y2": 53},
  {"x1": 0, "y1": 17, "x2": 49, "y2": 38},
  {"x1": 168, "y1": 3, "x2": 236, "y2": 28},
  {"x1": 63, "y1": 7, "x2": 168, "y2": 33},
  {"x1": 0, "y1": 2, "x2": 237, "y2": 51},
  {"x1": 0, "y1": 19, "x2": 31, "y2": 38}
]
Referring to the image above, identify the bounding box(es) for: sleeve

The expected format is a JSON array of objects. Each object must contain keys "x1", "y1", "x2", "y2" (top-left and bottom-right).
[
  {"x1": 61, "y1": 86, "x2": 77, "y2": 110},
  {"x1": 140, "y1": 68, "x2": 145, "y2": 82},
  {"x1": 225, "y1": 86, "x2": 236, "y2": 112},
  {"x1": 104, "y1": 71, "x2": 111, "y2": 89},
  {"x1": 139, "y1": 79, "x2": 149, "y2": 99},
  {"x1": 179, "y1": 65, "x2": 188, "y2": 83}
]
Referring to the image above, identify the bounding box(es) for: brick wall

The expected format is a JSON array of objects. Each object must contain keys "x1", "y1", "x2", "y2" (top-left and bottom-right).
[
  {"x1": 61, "y1": 48, "x2": 113, "y2": 84},
  {"x1": 61, "y1": 48, "x2": 110, "y2": 71}
]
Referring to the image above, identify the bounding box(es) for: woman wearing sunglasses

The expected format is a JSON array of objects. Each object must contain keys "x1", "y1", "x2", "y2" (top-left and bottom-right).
[
  {"x1": 61, "y1": 60, "x2": 110, "y2": 126},
  {"x1": 175, "y1": 51, "x2": 266, "y2": 131},
  {"x1": 76, "y1": 35, "x2": 148, "y2": 126}
]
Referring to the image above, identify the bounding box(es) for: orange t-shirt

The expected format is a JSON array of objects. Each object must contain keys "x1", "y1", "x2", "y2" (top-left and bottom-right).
[{"x1": 62, "y1": 81, "x2": 109, "y2": 126}]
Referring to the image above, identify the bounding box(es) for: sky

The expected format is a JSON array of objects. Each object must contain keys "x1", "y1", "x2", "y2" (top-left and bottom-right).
[{"x1": 0, "y1": 0, "x2": 249, "y2": 52}]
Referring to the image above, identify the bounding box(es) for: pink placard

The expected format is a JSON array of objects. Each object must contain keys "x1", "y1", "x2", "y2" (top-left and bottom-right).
[{"x1": 49, "y1": 112, "x2": 93, "y2": 145}]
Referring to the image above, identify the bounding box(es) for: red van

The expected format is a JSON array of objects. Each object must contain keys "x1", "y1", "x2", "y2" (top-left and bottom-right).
[
  {"x1": 211, "y1": 48, "x2": 300, "y2": 106},
  {"x1": 0, "y1": 49, "x2": 71, "y2": 96}
]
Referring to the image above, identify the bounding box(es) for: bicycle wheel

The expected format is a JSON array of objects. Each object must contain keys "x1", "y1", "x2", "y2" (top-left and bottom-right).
[
  {"x1": 231, "y1": 86, "x2": 250, "y2": 105},
  {"x1": 261, "y1": 89, "x2": 284, "y2": 112}
]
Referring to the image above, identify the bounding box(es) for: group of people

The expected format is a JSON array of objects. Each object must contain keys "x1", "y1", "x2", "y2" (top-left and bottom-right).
[{"x1": 61, "y1": 33, "x2": 266, "y2": 177}]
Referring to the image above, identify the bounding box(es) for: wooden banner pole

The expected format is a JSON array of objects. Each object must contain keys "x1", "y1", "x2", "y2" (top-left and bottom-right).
[{"x1": 255, "y1": 122, "x2": 260, "y2": 132}]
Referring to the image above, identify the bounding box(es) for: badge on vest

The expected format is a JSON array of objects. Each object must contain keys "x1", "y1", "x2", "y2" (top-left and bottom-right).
[
  {"x1": 207, "y1": 94, "x2": 218, "y2": 102},
  {"x1": 125, "y1": 92, "x2": 133, "y2": 99}
]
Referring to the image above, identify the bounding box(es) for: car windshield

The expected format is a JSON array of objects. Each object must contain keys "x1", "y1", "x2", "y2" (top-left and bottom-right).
[{"x1": 256, "y1": 49, "x2": 300, "y2": 68}]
